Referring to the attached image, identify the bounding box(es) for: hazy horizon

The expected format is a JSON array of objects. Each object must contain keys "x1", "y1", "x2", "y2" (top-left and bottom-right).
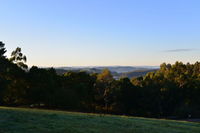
[
  {"x1": 35, "y1": 65, "x2": 160, "y2": 68},
  {"x1": 1, "y1": 0, "x2": 200, "y2": 67}
]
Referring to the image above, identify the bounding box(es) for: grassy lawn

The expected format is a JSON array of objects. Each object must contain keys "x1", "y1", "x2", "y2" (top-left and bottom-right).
[{"x1": 0, "y1": 107, "x2": 199, "y2": 133}]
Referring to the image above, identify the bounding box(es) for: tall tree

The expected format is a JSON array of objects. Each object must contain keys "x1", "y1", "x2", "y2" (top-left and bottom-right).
[
  {"x1": 95, "y1": 69, "x2": 114, "y2": 113},
  {"x1": 10, "y1": 47, "x2": 28, "y2": 70},
  {"x1": 0, "y1": 41, "x2": 6, "y2": 58}
]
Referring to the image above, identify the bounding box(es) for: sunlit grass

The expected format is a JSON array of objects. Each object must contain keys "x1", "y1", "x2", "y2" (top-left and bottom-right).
[{"x1": 0, "y1": 107, "x2": 199, "y2": 133}]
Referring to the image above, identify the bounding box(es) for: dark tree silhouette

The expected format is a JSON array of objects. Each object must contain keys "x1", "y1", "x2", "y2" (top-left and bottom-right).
[
  {"x1": 10, "y1": 47, "x2": 28, "y2": 70},
  {"x1": 0, "y1": 41, "x2": 200, "y2": 118},
  {"x1": 0, "y1": 41, "x2": 7, "y2": 58}
]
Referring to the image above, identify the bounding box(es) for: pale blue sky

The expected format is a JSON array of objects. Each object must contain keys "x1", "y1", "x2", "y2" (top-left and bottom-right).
[{"x1": 0, "y1": 0, "x2": 200, "y2": 66}]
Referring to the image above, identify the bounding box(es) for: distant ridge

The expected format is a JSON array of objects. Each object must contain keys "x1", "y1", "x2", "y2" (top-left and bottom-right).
[{"x1": 55, "y1": 66, "x2": 159, "y2": 79}]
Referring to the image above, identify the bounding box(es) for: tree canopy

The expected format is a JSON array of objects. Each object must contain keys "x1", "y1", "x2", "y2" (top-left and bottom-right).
[{"x1": 0, "y1": 41, "x2": 199, "y2": 118}]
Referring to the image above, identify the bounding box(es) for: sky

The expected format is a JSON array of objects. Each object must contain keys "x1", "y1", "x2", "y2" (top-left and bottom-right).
[{"x1": 0, "y1": 0, "x2": 200, "y2": 67}]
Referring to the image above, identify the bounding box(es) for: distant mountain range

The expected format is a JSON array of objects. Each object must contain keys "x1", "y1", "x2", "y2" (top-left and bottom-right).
[{"x1": 55, "y1": 66, "x2": 159, "y2": 79}]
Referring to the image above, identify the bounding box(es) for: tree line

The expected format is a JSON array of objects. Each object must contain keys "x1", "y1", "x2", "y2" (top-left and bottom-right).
[{"x1": 0, "y1": 41, "x2": 199, "y2": 118}]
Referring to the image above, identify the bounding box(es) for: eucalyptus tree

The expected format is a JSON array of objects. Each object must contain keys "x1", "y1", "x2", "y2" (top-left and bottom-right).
[{"x1": 10, "y1": 47, "x2": 28, "y2": 70}]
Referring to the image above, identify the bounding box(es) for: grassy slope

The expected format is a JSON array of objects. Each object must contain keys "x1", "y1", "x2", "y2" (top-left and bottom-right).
[{"x1": 0, "y1": 107, "x2": 199, "y2": 133}]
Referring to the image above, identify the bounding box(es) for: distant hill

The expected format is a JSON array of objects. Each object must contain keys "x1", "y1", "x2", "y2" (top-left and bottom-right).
[
  {"x1": 55, "y1": 66, "x2": 159, "y2": 79},
  {"x1": 119, "y1": 69, "x2": 158, "y2": 79}
]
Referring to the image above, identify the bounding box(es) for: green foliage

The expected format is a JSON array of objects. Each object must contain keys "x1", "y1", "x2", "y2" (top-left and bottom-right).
[{"x1": 0, "y1": 41, "x2": 200, "y2": 118}]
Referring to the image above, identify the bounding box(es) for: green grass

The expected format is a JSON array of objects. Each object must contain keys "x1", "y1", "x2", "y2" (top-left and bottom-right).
[{"x1": 0, "y1": 107, "x2": 199, "y2": 133}]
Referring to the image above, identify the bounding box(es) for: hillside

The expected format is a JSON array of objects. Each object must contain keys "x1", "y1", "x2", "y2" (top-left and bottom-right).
[
  {"x1": 55, "y1": 66, "x2": 158, "y2": 79},
  {"x1": 0, "y1": 107, "x2": 199, "y2": 133},
  {"x1": 56, "y1": 66, "x2": 158, "y2": 72},
  {"x1": 120, "y1": 69, "x2": 158, "y2": 78}
]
